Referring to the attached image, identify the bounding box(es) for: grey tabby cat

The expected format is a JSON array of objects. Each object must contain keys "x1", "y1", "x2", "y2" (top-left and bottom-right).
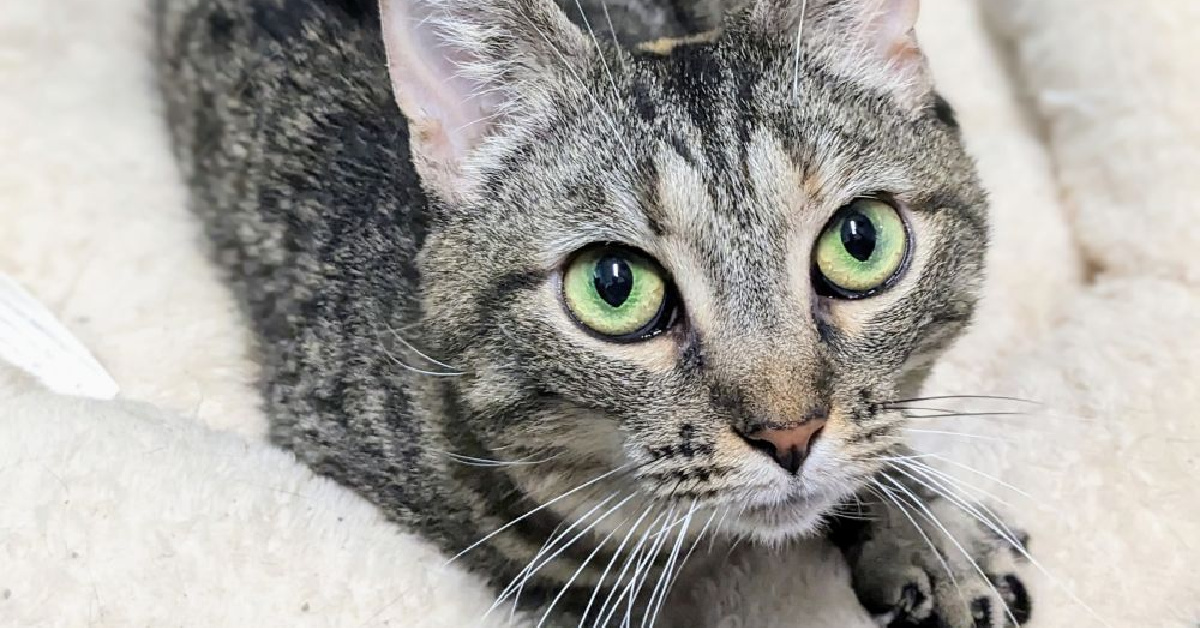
[{"x1": 154, "y1": 0, "x2": 1032, "y2": 625}]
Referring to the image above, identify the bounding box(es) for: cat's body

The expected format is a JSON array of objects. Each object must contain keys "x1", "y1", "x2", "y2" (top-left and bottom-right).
[{"x1": 155, "y1": 0, "x2": 1030, "y2": 626}]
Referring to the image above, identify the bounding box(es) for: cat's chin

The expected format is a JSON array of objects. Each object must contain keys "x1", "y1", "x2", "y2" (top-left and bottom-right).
[{"x1": 723, "y1": 490, "x2": 841, "y2": 545}]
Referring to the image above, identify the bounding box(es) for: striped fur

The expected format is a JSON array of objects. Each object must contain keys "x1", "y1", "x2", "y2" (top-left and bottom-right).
[{"x1": 153, "y1": 0, "x2": 1008, "y2": 625}]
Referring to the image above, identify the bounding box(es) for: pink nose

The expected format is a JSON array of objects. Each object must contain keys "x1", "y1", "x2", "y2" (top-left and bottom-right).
[{"x1": 740, "y1": 419, "x2": 828, "y2": 474}]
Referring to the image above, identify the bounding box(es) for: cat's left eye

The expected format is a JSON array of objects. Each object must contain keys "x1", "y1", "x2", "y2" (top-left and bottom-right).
[
  {"x1": 813, "y1": 197, "x2": 910, "y2": 298},
  {"x1": 562, "y1": 245, "x2": 678, "y2": 341}
]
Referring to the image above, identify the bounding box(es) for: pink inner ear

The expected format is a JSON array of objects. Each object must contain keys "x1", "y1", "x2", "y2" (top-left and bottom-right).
[
  {"x1": 380, "y1": 0, "x2": 494, "y2": 165},
  {"x1": 868, "y1": 0, "x2": 920, "y2": 61}
]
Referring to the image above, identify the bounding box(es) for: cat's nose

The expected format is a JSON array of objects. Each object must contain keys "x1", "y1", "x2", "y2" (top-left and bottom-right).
[{"x1": 738, "y1": 419, "x2": 827, "y2": 475}]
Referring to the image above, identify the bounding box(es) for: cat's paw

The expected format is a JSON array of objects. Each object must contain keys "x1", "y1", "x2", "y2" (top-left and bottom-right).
[{"x1": 844, "y1": 498, "x2": 1032, "y2": 628}]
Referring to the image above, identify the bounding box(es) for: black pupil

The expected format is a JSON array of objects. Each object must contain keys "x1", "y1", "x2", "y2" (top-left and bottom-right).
[
  {"x1": 593, "y1": 255, "x2": 634, "y2": 307},
  {"x1": 840, "y1": 210, "x2": 877, "y2": 262}
]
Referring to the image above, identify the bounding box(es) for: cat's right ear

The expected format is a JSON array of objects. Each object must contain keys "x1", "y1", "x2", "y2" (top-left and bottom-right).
[{"x1": 379, "y1": 0, "x2": 592, "y2": 203}]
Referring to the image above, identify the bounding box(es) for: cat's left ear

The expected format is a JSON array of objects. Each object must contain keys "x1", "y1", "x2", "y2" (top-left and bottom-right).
[
  {"x1": 379, "y1": 0, "x2": 592, "y2": 203},
  {"x1": 751, "y1": 0, "x2": 931, "y2": 109}
]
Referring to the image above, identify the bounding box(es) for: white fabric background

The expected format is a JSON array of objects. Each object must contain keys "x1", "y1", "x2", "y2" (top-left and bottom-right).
[{"x1": 1, "y1": 0, "x2": 1197, "y2": 625}]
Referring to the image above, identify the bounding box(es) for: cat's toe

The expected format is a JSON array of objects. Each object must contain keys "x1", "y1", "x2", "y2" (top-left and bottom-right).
[
  {"x1": 994, "y1": 574, "x2": 1032, "y2": 625},
  {"x1": 917, "y1": 568, "x2": 1031, "y2": 628},
  {"x1": 858, "y1": 565, "x2": 935, "y2": 625}
]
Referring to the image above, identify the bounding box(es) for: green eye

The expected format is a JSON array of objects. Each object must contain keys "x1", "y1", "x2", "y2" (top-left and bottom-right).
[
  {"x1": 563, "y1": 246, "x2": 675, "y2": 339},
  {"x1": 814, "y1": 198, "x2": 910, "y2": 297}
]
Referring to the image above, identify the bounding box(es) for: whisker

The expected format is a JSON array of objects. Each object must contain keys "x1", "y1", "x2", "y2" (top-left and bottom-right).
[
  {"x1": 895, "y1": 458, "x2": 1018, "y2": 510},
  {"x1": 498, "y1": 490, "x2": 631, "y2": 613},
  {"x1": 495, "y1": 490, "x2": 615, "y2": 612},
  {"x1": 885, "y1": 394, "x2": 1041, "y2": 406},
  {"x1": 519, "y1": 15, "x2": 638, "y2": 171},
  {"x1": 663, "y1": 506, "x2": 719, "y2": 594},
  {"x1": 642, "y1": 501, "x2": 696, "y2": 628},
  {"x1": 879, "y1": 474, "x2": 1019, "y2": 627},
  {"x1": 924, "y1": 454, "x2": 1034, "y2": 500},
  {"x1": 580, "y1": 501, "x2": 657, "y2": 627},
  {"x1": 620, "y1": 504, "x2": 677, "y2": 627},
  {"x1": 385, "y1": 326, "x2": 464, "y2": 372},
  {"x1": 707, "y1": 507, "x2": 733, "y2": 554},
  {"x1": 901, "y1": 429, "x2": 1015, "y2": 444},
  {"x1": 597, "y1": 0, "x2": 624, "y2": 70},
  {"x1": 870, "y1": 478, "x2": 969, "y2": 619},
  {"x1": 791, "y1": 0, "x2": 809, "y2": 101},
  {"x1": 447, "y1": 464, "x2": 631, "y2": 565},
  {"x1": 433, "y1": 449, "x2": 562, "y2": 468},
  {"x1": 534, "y1": 496, "x2": 640, "y2": 628},
  {"x1": 887, "y1": 462, "x2": 1020, "y2": 548},
  {"x1": 888, "y1": 465, "x2": 1113, "y2": 628},
  {"x1": 893, "y1": 407, "x2": 1095, "y2": 426},
  {"x1": 893, "y1": 409, "x2": 1030, "y2": 419},
  {"x1": 593, "y1": 507, "x2": 669, "y2": 628},
  {"x1": 571, "y1": 0, "x2": 626, "y2": 110},
  {"x1": 722, "y1": 530, "x2": 746, "y2": 562},
  {"x1": 381, "y1": 348, "x2": 466, "y2": 377},
  {"x1": 646, "y1": 506, "x2": 718, "y2": 628}
]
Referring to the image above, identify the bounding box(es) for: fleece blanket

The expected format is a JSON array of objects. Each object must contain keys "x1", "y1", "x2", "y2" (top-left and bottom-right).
[{"x1": 2, "y1": 0, "x2": 1198, "y2": 626}]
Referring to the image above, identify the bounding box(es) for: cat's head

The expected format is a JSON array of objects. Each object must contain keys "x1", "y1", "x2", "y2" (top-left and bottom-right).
[{"x1": 381, "y1": 0, "x2": 986, "y2": 540}]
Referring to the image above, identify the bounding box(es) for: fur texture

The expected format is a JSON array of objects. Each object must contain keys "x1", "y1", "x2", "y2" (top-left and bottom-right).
[
  {"x1": 3, "y1": 0, "x2": 1200, "y2": 626},
  {"x1": 151, "y1": 0, "x2": 1028, "y2": 625}
]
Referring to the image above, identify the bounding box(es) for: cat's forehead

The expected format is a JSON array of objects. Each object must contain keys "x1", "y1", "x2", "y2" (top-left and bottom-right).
[
  {"x1": 473, "y1": 33, "x2": 975, "y2": 284},
  {"x1": 536, "y1": 39, "x2": 939, "y2": 245}
]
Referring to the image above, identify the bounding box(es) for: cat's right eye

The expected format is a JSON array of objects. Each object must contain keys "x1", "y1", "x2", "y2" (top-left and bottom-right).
[{"x1": 562, "y1": 245, "x2": 679, "y2": 342}]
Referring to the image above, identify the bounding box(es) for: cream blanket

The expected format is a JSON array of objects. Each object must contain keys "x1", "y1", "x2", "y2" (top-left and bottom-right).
[{"x1": 2, "y1": 0, "x2": 1198, "y2": 626}]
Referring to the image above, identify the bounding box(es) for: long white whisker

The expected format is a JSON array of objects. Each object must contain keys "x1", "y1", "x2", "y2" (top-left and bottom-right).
[
  {"x1": 499, "y1": 490, "x2": 633, "y2": 613},
  {"x1": 593, "y1": 506, "x2": 668, "y2": 628},
  {"x1": 619, "y1": 505, "x2": 676, "y2": 627},
  {"x1": 791, "y1": 0, "x2": 809, "y2": 101},
  {"x1": 493, "y1": 490, "x2": 618, "y2": 616},
  {"x1": 665, "y1": 506, "x2": 719, "y2": 591},
  {"x1": 926, "y1": 454, "x2": 1034, "y2": 500},
  {"x1": 381, "y1": 348, "x2": 465, "y2": 377},
  {"x1": 879, "y1": 474, "x2": 1018, "y2": 627},
  {"x1": 580, "y1": 501, "x2": 656, "y2": 627},
  {"x1": 901, "y1": 411, "x2": 1033, "y2": 421},
  {"x1": 385, "y1": 327, "x2": 463, "y2": 372},
  {"x1": 642, "y1": 501, "x2": 695, "y2": 628},
  {"x1": 902, "y1": 429, "x2": 1015, "y2": 444},
  {"x1": 896, "y1": 458, "x2": 1017, "y2": 512},
  {"x1": 646, "y1": 503, "x2": 710, "y2": 628},
  {"x1": 888, "y1": 463, "x2": 1021, "y2": 555},
  {"x1": 706, "y1": 507, "x2": 733, "y2": 554},
  {"x1": 888, "y1": 465, "x2": 1112, "y2": 628},
  {"x1": 886, "y1": 394, "x2": 1040, "y2": 406},
  {"x1": 870, "y1": 479, "x2": 968, "y2": 619},
  {"x1": 597, "y1": 0, "x2": 624, "y2": 70},
  {"x1": 536, "y1": 502, "x2": 639, "y2": 628},
  {"x1": 433, "y1": 449, "x2": 561, "y2": 468},
  {"x1": 448, "y1": 465, "x2": 630, "y2": 565}
]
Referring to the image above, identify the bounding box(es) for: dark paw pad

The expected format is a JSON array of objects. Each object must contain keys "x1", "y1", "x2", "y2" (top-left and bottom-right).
[
  {"x1": 995, "y1": 575, "x2": 1031, "y2": 624},
  {"x1": 899, "y1": 583, "x2": 928, "y2": 617},
  {"x1": 970, "y1": 597, "x2": 992, "y2": 628}
]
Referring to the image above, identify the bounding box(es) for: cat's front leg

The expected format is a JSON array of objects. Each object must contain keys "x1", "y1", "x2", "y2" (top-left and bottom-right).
[{"x1": 830, "y1": 464, "x2": 1033, "y2": 628}]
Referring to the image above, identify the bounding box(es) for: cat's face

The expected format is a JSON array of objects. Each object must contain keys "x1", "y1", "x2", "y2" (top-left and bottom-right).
[{"x1": 383, "y1": 0, "x2": 985, "y2": 540}]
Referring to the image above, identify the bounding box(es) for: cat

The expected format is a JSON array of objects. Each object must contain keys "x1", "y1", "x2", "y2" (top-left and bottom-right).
[{"x1": 153, "y1": 0, "x2": 1031, "y2": 626}]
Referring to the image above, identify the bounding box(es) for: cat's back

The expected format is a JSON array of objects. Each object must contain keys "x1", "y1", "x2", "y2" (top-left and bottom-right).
[{"x1": 153, "y1": 0, "x2": 431, "y2": 476}]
